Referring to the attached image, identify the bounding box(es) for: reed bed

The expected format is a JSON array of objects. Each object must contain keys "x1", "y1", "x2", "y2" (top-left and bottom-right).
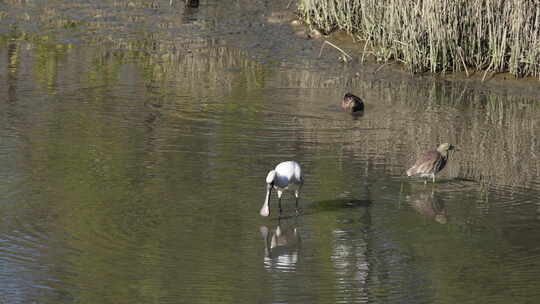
[{"x1": 298, "y1": 0, "x2": 540, "y2": 79}]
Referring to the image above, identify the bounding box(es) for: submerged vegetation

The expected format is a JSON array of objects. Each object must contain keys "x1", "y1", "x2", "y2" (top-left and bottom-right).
[{"x1": 298, "y1": 0, "x2": 540, "y2": 79}]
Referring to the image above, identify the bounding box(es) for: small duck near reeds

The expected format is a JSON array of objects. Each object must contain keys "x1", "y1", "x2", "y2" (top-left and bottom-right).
[
  {"x1": 406, "y1": 143, "x2": 455, "y2": 183},
  {"x1": 341, "y1": 93, "x2": 364, "y2": 113}
]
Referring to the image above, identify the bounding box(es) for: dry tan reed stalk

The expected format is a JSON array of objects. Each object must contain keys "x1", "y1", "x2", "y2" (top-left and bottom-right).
[
  {"x1": 298, "y1": 0, "x2": 540, "y2": 79},
  {"x1": 319, "y1": 40, "x2": 352, "y2": 61}
]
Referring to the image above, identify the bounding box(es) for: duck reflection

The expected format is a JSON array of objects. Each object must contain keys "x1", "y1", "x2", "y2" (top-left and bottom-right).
[
  {"x1": 180, "y1": 0, "x2": 199, "y2": 24},
  {"x1": 406, "y1": 189, "x2": 448, "y2": 224},
  {"x1": 260, "y1": 219, "x2": 301, "y2": 271}
]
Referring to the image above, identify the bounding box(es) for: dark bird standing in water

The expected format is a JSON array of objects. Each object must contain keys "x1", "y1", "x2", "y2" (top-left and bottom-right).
[
  {"x1": 406, "y1": 143, "x2": 455, "y2": 183},
  {"x1": 341, "y1": 93, "x2": 364, "y2": 113}
]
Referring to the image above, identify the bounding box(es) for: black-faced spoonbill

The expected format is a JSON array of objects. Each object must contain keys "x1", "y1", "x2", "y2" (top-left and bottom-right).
[{"x1": 260, "y1": 161, "x2": 304, "y2": 217}]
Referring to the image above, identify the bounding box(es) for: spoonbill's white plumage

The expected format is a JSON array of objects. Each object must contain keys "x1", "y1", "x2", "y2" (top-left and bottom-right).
[{"x1": 260, "y1": 161, "x2": 304, "y2": 217}]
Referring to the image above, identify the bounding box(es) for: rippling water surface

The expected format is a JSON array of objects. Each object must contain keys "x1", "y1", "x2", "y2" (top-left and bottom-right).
[{"x1": 1, "y1": 0, "x2": 540, "y2": 303}]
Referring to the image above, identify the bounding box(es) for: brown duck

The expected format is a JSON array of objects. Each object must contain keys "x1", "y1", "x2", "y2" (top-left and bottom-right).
[{"x1": 341, "y1": 93, "x2": 364, "y2": 113}]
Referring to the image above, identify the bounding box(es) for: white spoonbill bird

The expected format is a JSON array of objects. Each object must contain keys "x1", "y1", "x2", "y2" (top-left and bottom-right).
[{"x1": 260, "y1": 161, "x2": 304, "y2": 217}]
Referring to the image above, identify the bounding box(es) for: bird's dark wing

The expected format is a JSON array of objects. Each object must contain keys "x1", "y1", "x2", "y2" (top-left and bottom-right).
[
  {"x1": 351, "y1": 94, "x2": 363, "y2": 103},
  {"x1": 407, "y1": 151, "x2": 440, "y2": 175},
  {"x1": 414, "y1": 151, "x2": 440, "y2": 166}
]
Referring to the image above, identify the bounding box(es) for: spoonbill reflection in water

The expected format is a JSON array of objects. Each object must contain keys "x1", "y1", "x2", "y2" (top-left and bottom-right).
[
  {"x1": 260, "y1": 220, "x2": 301, "y2": 271},
  {"x1": 260, "y1": 161, "x2": 304, "y2": 217}
]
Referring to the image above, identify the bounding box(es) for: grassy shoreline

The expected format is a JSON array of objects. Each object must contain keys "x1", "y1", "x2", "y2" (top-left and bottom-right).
[{"x1": 297, "y1": 0, "x2": 540, "y2": 79}]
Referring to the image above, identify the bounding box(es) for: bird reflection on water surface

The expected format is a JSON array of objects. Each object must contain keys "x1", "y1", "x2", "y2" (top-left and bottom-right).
[
  {"x1": 260, "y1": 218, "x2": 301, "y2": 272},
  {"x1": 405, "y1": 189, "x2": 448, "y2": 224}
]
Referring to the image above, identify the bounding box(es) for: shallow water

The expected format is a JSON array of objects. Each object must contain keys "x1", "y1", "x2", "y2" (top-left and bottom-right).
[{"x1": 1, "y1": 0, "x2": 540, "y2": 303}]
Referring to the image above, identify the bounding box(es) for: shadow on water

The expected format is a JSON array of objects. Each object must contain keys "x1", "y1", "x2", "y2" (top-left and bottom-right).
[
  {"x1": 311, "y1": 198, "x2": 372, "y2": 212},
  {"x1": 260, "y1": 197, "x2": 373, "y2": 221},
  {"x1": 349, "y1": 110, "x2": 365, "y2": 120}
]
